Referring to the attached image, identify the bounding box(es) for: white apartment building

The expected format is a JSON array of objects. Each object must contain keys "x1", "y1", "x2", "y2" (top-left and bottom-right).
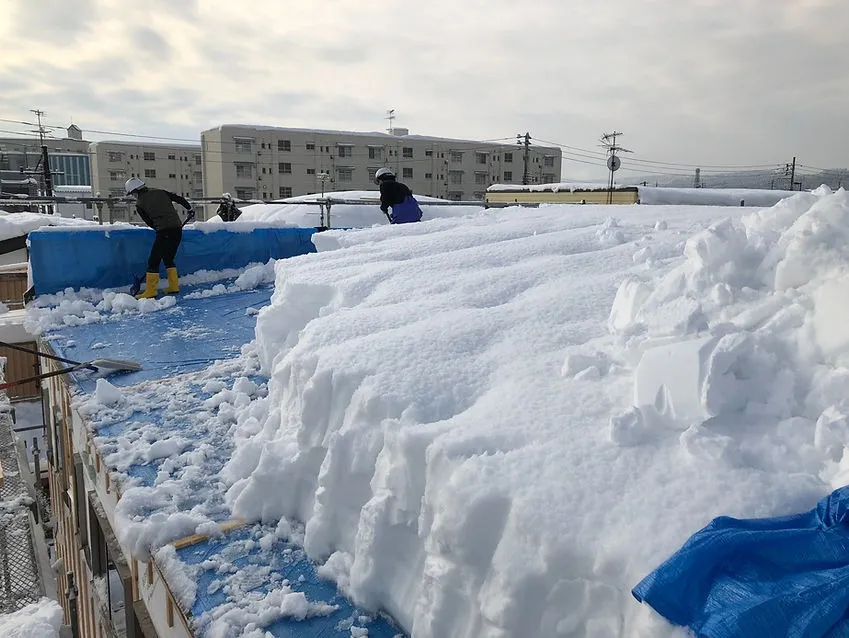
[
  {"x1": 201, "y1": 125, "x2": 562, "y2": 202},
  {"x1": 89, "y1": 141, "x2": 203, "y2": 223}
]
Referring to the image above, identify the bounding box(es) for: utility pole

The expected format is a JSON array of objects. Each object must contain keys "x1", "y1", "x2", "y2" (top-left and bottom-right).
[
  {"x1": 517, "y1": 132, "x2": 531, "y2": 185},
  {"x1": 31, "y1": 109, "x2": 54, "y2": 213},
  {"x1": 600, "y1": 130, "x2": 631, "y2": 204},
  {"x1": 782, "y1": 156, "x2": 796, "y2": 191}
]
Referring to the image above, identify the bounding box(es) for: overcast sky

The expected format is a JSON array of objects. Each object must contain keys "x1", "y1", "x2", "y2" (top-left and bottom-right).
[{"x1": 3, "y1": 0, "x2": 848, "y2": 182}]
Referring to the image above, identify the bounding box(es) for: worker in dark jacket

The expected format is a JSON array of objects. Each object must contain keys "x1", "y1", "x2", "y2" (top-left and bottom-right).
[
  {"x1": 124, "y1": 177, "x2": 195, "y2": 299},
  {"x1": 374, "y1": 168, "x2": 422, "y2": 224}
]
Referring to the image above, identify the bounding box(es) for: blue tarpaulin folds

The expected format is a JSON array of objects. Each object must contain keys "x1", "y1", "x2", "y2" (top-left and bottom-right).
[
  {"x1": 28, "y1": 225, "x2": 317, "y2": 294},
  {"x1": 632, "y1": 486, "x2": 849, "y2": 638}
]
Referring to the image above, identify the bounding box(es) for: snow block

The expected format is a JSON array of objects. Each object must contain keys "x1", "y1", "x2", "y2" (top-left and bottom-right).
[
  {"x1": 632, "y1": 485, "x2": 849, "y2": 638},
  {"x1": 27, "y1": 225, "x2": 318, "y2": 295},
  {"x1": 633, "y1": 336, "x2": 717, "y2": 424}
]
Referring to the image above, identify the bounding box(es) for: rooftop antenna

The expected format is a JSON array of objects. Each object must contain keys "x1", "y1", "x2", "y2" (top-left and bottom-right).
[{"x1": 386, "y1": 109, "x2": 395, "y2": 135}]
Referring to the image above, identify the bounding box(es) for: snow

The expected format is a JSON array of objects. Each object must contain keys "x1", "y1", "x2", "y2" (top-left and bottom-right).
[
  {"x1": 487, "y1": 182, "x2": 799, "y2": 207},
  {"x1": 214, "y1": 191, "x2": 483, "y2": 228},
  {"x1": 39, "y1": 185, "x2": 849, "y2": 637},
  {"x1": 0, "y1": 209, "x2": 99, "y2": 241},
  {"x1": 0, "y1": 598, "x2": 63, "y2": 638}
]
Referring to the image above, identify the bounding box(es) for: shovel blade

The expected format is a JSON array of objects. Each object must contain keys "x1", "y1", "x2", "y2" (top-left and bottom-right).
[{"x1": 90, "y1": 358, "x2": 143, "y2": 372}]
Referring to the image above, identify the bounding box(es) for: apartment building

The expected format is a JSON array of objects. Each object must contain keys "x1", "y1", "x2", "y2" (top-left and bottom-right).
[
  {"x1": 0, "y1": 126, "x2": 91, "y2": 196},
  {"x1": 201, "y1": 125, "x2": 562, "y2": 202},
  {"x1": 89, "y1": 141, "x2": 203, "y2": 223}
]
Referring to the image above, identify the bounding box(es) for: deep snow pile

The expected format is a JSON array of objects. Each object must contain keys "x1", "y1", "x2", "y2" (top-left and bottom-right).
[
  {"x1": 212, "y1": 190, "x2": 483, "y2": 227},
  {"x1": 213, "y1": 189, "x2": 849, "y2": 638},
  {"x1": 0, "y1": 597, "x2": 63, "y2": 638}
]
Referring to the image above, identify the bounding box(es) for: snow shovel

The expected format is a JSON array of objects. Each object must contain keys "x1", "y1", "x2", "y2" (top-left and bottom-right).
[
  {"x1": 0, "y1": 357, "x2": 142, "y2": 391},
  {"x1": 0, "y1": 340, "x2": 101, "y2": 371}
]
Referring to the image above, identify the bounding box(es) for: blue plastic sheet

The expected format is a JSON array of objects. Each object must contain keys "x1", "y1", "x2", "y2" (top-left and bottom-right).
[
  {"x1": 28, "y1": 225, "x2": 317, "y2": 295},
  {"x1": 632, "y1": 486, "x2": 849, "y2": 638},
  {"x1": 47, "y1": 286, "x2": 273, "y2": 393},
  {"x1": 179, "y1": 525, "x2": 407, "y2": 637}
]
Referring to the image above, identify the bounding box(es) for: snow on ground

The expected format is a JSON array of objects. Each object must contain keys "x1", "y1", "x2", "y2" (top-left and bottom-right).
[
  {"x1": 0, "y1": 597, "x2": 63, "y2": 637},
  {"x1": 208, "y1": 190, "x2": 484, "y2": 227},
  {"x1": 39, "y1": 187, "x2": 849, "y2": 636}
]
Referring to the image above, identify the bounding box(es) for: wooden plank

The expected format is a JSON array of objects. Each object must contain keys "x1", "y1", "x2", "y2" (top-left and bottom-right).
[{"x1": 171, "y1": 518, "x2": 246, "y2": 550}]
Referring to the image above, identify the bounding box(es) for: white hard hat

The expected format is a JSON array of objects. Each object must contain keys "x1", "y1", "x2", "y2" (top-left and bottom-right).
[
  {"x1": 374, "y1": 167, "x2": 395, "y2": 183},
  {"x1": 124, "y1": 177, "x2": 145, "y2": 194}
]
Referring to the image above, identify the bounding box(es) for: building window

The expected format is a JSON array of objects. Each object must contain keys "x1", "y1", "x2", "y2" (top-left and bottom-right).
[
  {"x1": 193, "y1": 171, "x2": 202, "y2": 181},
  {"x1": 476, "y1": 152, "x2": 487, "y2": 164},
  {"x1": 235, "y1": 187, "x2": 254, "y2": 199},
  {"x1": 307, "y1": 168, "x2": 315, "y2": 175},
  {"x1": 337, "y1": 145, "x2": 353, "y2": 158},
  {"x1": 278, "y1": 140, "x2": 291, "y2": 152},
  {"x1": 169, "y1": 173, "x2": 176, "y2": 179},
  {"x1": 109, "y1": 170, "x2": 126, "y2": 182},
  {"x1": 235, "y1": 163, "x2": 253, "y2": 179},
  {"x1": 278, "y1": 162, "x2": 292, "y2": 174},
  {"x1": 336, "y1": 167, "x2": 353, "y2": 182},
  {"x1": 144, "y1": 169, "x2": 156, "y2": 178},
  {"x1": 279, "y1": 187, "x2": 293, "y2": 198},
  {"x1": 475, "y1": 172, "x2": 488, "y2": 185},
  {"x1": 543, "y1": 173, "x2": 556, "y2": 183},
  {"x1": 143, "y1": 152, "x2": 156, "y2": 161},
  {"x1": 367, "y1": 167, "x2": 379, "y2": 181},
  {"x1": 168, "y1": 154, "x2": 176, "y2": 160},
  {"x1": 425, "y1": 172, "x2": 433, "y2": 179},
  {"x1": 425, "y1": 150, "x2": 433, "y2": 157},
  {"x1": 504, "y1": 152, "x2": 513, "y2": 163},
  {"x1": 234, "y1": 138, "x2": 253, "y2": 153},
  {"x1": 473, "y1": 192, "x2": 485, "y2": 200},
  {"x1": 403, "y1": 167, "x2": 413, "y2": 179},
  {"x1": 368, "y1": 147, "x2": 382, "y2": 160},
  {"x1": 449, "y1": 170, "x2": 464, "y2": 185},
  {"x1": 504, "y1": 171, "x2": 513, "y2": 181},
  {"x1": 306, "y1": 143, "x2": 315, "y2": 151},
  {"x1": 107, "y1": 151, "x2": 124, "y2": 162},
  {"x1": 194, "y1": 154, "x2": 202, "y2": 165},
  {"x1": 447, "y1": 191, "x2": 463, "y2": 201},
  {"x1": 544, "y1": 156, "x2": 555, "y2": 167},
  {"x1": 450, "y1": 151, "x2": 463, "y2": 163},
  {"x1": 403, "y1": 147, "x2": 413, "y2": 159}
]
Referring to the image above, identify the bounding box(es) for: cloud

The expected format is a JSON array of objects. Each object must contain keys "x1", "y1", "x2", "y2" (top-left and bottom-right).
[{"x1": 2, "y1": 0, "x2": 848, "y2": 181}]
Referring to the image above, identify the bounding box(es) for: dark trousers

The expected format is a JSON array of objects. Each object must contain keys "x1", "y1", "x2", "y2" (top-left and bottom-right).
[{"x1": 147, "y1": 228, "x2": 182, "y2": 272}]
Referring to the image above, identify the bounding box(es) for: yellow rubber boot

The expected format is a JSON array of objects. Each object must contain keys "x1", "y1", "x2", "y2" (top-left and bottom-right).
[
  {"x1": 164, "y1": 267, "x2": 180, "y2": 294},
  {"x1": 136, "y1": 272, "x2": 160, "y2": 299}
]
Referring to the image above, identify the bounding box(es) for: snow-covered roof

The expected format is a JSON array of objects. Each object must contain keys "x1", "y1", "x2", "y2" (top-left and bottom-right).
[
  {"x1": 27, "y1": 184, "x2": 849, "y2": 636},
  {"x1": 0, "y1": 210, "x2": 100, "y2": 242}
]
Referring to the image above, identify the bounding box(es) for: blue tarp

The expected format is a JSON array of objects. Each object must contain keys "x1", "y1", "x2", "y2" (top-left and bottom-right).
[
  {"x1": 48, "y1": 286, "x2": 274, "y2": 393},
  {"x1": 180, "y1": 526, "x2": 406, "y2": 637},
  {"x1": 29, "y1": 225, "x2": 317, "y2": 294},
  {"x1": 632, "y1": 486, "x2": 849, "y2": 638}
]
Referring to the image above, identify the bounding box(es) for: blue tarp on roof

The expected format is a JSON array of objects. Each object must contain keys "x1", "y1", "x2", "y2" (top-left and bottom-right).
[
  {"x1": 180, "y1": 526, "x2": 405, "y2": 637},
  {"x1": 46, "y1": 285, "x2": 409, "y2": 637},
  {"x1": 47, "y1": 286, "x2": 273, "y2": 393},
  {"x1": 28, "y1": 225, "x2": 317, "y2": 295},
  {"x1": 632, "y1": 486, "x2": 849, "y2": 638}
]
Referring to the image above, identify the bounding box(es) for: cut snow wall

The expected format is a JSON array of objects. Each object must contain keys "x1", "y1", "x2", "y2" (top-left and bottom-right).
[{"x1": 28, "y1": 226, "x2": 318, "y2": 294}]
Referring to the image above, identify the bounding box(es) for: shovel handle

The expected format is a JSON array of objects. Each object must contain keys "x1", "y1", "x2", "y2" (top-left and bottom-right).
[
  {"x1": 0, "y1": 361, "x2": 94, "y2": 391},
  {"x1": 0, "y1": 340, "x2": 96, "y2": 371}
]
